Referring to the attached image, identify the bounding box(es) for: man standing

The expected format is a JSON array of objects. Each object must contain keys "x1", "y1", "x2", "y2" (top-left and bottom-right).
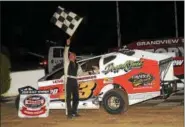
[{"x1": 63, "y1": 38, "x2": 83, "y2": 119}]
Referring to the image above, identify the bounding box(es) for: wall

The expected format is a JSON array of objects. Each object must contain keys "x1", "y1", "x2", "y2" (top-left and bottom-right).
[{"x1": 2, "y1": 69, "x2": 45, "y2": 97}]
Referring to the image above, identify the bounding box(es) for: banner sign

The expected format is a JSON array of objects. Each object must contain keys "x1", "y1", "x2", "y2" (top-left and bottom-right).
[
  {"x1": 127, "y1": 37, "x2": 184, "y2": 56},
  {"x1": 126, "y1": 37, "x2": 184, "y2": 79},
  {"x1": 18, "y1": 86, "x2": 50, "y2": 118}
]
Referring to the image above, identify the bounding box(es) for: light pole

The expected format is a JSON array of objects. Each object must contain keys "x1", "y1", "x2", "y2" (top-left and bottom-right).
[
  {"x1": 116, "y1": 1, "x2": 121, "y2": 48},
  {"x1": 174, "y1": 1, "x2": 178, "y2": 38}
]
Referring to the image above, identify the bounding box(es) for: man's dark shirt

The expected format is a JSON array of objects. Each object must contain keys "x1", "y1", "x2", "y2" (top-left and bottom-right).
[{"x1": 68, "y1": 61, "x2": 78, "y2": 76}]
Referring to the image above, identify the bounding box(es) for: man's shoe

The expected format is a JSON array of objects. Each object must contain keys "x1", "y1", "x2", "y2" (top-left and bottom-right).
[{"x1": 72, "y1": 113, "x2": 80, "y2": 117}]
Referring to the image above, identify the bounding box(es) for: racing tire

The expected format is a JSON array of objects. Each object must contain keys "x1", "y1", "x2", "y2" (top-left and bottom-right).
[
  {"x1": 15, "y1": 95, "x2": 20, "y2": 110},
  {"x1": 102, "y1": 89, "x2": 128, "y2": 114}
]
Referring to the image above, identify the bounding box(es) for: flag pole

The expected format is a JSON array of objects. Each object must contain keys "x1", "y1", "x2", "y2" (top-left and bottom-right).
[
  {"x1": 174, "y1": 1, "x2": 178, "y2": 38},
  {"x1": 116, "y1": 1, "x2": 121, "y2": 48}
]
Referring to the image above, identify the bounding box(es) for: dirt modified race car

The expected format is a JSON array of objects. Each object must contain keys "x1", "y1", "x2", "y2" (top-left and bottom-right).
[{"x1": 16, "y1": 49, "x2": 176, "y2": 114}]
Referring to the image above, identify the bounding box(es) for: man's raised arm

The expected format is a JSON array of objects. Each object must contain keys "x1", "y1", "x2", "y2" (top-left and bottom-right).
[
  {"x1": 64, "y1": 39, "x2": 70, "y2": 64},
  {"x1": 63, "y1": 38, "x2": 71, "y2": 76}
]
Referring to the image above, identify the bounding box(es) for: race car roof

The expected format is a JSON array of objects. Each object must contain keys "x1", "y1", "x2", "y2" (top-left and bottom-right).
[
  {"x1": 78, "y1": 49, "x2": 173, "y2": 63},
  {"x1": 130, "y1": 49, "x2": 173, "y2": 62}
]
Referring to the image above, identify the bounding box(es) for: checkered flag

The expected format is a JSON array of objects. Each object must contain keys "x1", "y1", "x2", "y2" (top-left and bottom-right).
[{"x1": 50, "y1": 6, "x2": 83, "y2": 37}]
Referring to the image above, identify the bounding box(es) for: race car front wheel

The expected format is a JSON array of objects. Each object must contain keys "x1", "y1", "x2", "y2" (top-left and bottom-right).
[{"x1": 102, "y1": 89, "x2": 128, "y2": 114}]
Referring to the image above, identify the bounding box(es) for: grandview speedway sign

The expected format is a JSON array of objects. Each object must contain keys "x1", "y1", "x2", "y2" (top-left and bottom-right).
[{"x1": 127, "y1": 37, "x2": 184, "y2": 80}]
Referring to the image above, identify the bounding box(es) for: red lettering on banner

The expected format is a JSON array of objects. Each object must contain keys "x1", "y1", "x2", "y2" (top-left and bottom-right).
[
  {"x1": 21, "y1": 106, "x2": 46, "y2": 116},
  {"x1": 25, "y1": 100, "x2": 44, "y2": 105},
  {"x1": 173, "y1": 57, "x2": 184, "y2": 76}
]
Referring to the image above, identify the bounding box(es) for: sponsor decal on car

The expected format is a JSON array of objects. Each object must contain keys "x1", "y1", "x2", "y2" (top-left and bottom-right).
[
  {"x1": 129, "y1": 73, "x2": 154, "y2": 87},
  {"x1": 78, "y1": 75, "x2": 97, "y2": 81},
  {"x1": 53, "y1": 79, "x2": 63, "y2": 84},
  {"x1": 39, "y1": 84, "x2": 63, "y2": 99},
  {"x1": 102, "y1": 60, "x2": 143, "y2": 74}
]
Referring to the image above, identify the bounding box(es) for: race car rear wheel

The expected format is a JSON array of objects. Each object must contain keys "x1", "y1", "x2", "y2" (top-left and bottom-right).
[
  {"x1": 15, "y1": 95, "x2": 20, "y2": 110},
  {"x1": 102, "y1": 89, "x2": 128, "y2": 114}
]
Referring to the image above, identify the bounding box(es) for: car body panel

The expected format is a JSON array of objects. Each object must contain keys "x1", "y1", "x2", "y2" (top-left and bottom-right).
[{"x1": 38, "y1": 49, "x2": 173, "y2": 109}]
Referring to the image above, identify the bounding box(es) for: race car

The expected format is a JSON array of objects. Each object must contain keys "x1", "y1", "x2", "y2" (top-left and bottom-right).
[{"x1": 16, "y1": 49, "x2": 176, "y2": 114}]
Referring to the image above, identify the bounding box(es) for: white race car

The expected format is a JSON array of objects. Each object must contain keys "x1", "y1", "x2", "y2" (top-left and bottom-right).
[{"x1": 16, "y1": 49, "x2": 176, "y2": 114}]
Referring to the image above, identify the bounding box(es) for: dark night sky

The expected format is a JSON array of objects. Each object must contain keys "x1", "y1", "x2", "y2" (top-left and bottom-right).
[{"x1": 1, "y1": 1, "x2": 184, "y2": 55}]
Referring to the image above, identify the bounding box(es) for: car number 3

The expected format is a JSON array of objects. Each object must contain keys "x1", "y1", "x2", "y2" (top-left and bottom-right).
[
  {"x1": 79, "y1": 81, "x2": 96, "y2": 99},
  {"x1": 59, "y1": 81, "x2": 96, "y2": 100}
]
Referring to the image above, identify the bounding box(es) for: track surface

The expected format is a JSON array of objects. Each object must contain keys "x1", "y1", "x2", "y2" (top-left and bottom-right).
[{"x1": 1, "y1": 89, "x2": 184, "y2": 127}]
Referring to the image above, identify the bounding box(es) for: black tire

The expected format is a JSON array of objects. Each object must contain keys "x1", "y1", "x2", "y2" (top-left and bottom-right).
[
  {"x1": 102, "y1": 89, "x2": 128, "y2": 114},
  {"x1": 15, "y1": 95, "x2": 20, "y2": 110}
]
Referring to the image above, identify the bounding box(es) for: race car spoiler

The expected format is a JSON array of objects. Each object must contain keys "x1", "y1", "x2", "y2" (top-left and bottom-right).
[
  {"x1": 159, "y1": 57, "x2": 173, "y2": 65},
  {"x1": 127, "y1": 49, "x2": 174, "y2": 63}
]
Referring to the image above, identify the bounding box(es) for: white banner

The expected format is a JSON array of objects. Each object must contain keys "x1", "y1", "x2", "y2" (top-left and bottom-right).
[{"x1": 18, "y1": 86, "x2": 50, "y2": 118}]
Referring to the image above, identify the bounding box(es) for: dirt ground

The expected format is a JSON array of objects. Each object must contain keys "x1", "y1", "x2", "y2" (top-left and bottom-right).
[{"x1": 1, "y1": 103, "x2": 184, "y2": 127}]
